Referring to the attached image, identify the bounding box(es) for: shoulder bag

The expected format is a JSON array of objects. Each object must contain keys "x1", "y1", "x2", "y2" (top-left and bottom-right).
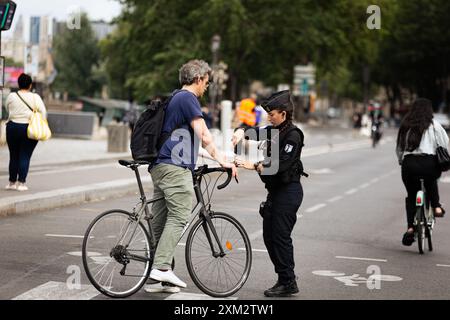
[
  {"x1": 433, "y1": 123, "x2": 450, "y2": 172},
  {"x1": 17, "y1": 92, "x2": 52, "y2": 141}
]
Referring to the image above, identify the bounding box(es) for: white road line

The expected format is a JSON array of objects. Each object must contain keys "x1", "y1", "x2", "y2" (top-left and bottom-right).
[
  {"x1": 180, "y1": 241, "x2": 265, "y2": 253},
  {"x1": 359, "y1": 183, "x2": 370, "y2": 189},
  {"x1": 370, "y1": 178, "x2": 380, "y2": 184},
  {"x1": 0, "y1": 163, "x2": 119, "y2": 180},
  {"x1": 45, "y1": 234, "x2": 84, "y2": 239},
  {"x1": 336, "y1": 256, "x2": 387, "y2": 262},
  {"x1": 306, "y1": 204, "x2": 327, "y2": 213},
  {"x1": 238, "y1": 248, "x2": 267, "y2": 253},
  {"x1": 252, "y1": 248, "x2": 268, "y2": 253},
  {"x1": 436, "y1": 264, "x2": 450, "y2": 268},
  {"x1": 12, "y1": 281, "x2": 99, "y2": 300},
  {"x1": 80, "y1": 209, "x2": 99, "y2": 213},
  {"x1": 165, "y1": 292, "x2": 237, "y2": 300},
  {"x1": 328, "y1": 196, "x2": 343, "y2": 203},
  {"x1": 345, "y1": 189, "x2": 358, "y2": 195}
]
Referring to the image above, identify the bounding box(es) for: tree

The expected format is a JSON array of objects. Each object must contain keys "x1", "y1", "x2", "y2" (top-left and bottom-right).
[
  {"x1": 373, "y1": 0, "x2": 450, "y2": 109},
  {"x1": 102, "y1": 0, "x2": 449, "y2": 110},
  {"x1": 52, "y1": 12, "x2": 101, "y2": 98}
]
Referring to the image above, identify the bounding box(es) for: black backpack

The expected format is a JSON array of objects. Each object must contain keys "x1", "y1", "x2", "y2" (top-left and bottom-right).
[{"x1": 130, "y1": 91, "x2": 180, "y2": 162}]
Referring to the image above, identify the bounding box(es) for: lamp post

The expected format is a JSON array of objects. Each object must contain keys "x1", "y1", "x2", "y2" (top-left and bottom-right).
[{"x1": 210, "y1": 34, "x2": 220, "y2": 128}]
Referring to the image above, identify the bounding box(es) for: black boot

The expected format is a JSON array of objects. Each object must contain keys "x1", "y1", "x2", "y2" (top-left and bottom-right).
[{"x1": 264, "y1": 280, "x2": 299, "y2": 297}]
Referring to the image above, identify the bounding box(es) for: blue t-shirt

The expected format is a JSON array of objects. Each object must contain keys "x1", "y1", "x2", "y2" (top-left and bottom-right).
[{"x1": 155, "y1": 90, "x2": 203, "y2": 171}]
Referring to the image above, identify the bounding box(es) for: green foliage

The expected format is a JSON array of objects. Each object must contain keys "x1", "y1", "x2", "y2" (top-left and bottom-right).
[
  {"x1": 102, "y1": 0, "x2": 450, "y2": 106},
  {"x1": 52, "y1": 13, "x2": 101, "y2": 98},
  {"x1": 372, "y1": 0, "x2": 450, "y2": 106}
]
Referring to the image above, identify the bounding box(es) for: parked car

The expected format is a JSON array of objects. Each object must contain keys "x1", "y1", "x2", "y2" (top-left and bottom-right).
[{"x1": 434, "y1": 113, "x2": 450, "y2": 131}]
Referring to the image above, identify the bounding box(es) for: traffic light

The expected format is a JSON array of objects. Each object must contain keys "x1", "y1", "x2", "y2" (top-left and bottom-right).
[{"x1": 0, "y1": 1, "x2": 16, "y2": 31}]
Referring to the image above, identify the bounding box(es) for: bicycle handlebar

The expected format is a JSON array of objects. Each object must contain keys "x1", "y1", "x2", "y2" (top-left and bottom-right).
[{"x1": 194, "y1": 165, "x2": 237, "y2": 190}]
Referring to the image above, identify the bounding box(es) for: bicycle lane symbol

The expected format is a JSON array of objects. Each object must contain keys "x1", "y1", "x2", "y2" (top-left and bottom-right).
[{"x1": 312, "y1": 270, "x2": 403, "y2": 288}]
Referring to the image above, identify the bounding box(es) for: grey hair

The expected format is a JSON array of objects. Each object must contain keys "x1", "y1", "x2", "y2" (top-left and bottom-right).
[{"x1": 179, "y1": 59, "x2": 212, "y2": 86}]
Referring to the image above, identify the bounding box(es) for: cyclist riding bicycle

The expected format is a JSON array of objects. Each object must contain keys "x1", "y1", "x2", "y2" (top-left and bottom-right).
[
  {"x1": 396, "y1": 98, "x2": 449, "y2": 246},
  {"x1": 369, "y1": 103, "x2": 384, "y2": 147}
]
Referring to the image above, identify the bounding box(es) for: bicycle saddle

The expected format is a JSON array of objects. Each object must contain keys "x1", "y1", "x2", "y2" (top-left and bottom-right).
[{"x1": 118, "y1": 160, "x2": 151, "y2": 167}]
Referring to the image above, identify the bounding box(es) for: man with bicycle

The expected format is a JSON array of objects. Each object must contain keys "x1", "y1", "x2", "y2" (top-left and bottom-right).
[{"x1": 146, "y1": 59, "x2": 237, "y2": 292}]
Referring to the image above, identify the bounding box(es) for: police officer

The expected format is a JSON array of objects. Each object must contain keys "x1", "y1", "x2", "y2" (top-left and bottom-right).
[{"x1": 233, "y1": 90, "x2": 306, "y2": 297}]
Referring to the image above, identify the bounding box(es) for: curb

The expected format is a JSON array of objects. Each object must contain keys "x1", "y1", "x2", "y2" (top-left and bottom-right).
[{"x1": 0, "y1": 177, "x2": 152, "y2": 217}]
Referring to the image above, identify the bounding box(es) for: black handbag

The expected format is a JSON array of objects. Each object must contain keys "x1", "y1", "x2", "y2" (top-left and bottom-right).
[
  {"x1": 436, "y1": 146, "x2": 450, "y2": 172},
  {"x1": 433, "y1": 124, "x2": 450, "y2": 172}
]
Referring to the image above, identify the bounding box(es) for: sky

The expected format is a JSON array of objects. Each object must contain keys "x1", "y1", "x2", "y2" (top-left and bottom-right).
[{"x1": 4, "y1": 0, "x2": 123, "y2": 40}]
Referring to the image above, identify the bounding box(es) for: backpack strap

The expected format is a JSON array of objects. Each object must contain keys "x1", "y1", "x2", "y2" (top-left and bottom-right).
[
  {"x1": 156, "y1": 90, "x2": 189, "y2": 150},
  {"x1": 16, "y1": 92, "x2": 35, "y2": 112}
]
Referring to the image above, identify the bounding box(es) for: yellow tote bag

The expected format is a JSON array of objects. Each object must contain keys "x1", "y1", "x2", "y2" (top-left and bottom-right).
[
  {"x1": 28, "y1": 109, "x2": 52, "y2": 141},
  {"x1": 17, "y1": 92, "x2": 52, "y2": 141}
]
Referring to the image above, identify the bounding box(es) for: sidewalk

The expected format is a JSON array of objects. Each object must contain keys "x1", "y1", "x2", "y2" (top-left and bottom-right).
[{"x1": 0, "y1": 138, "x2": 139, "y2": 217}]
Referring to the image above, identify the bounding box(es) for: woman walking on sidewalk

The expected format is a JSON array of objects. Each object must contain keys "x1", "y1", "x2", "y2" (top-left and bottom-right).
[{"x1": 4, "y1": 73, "x2": 48, "y2": 191}]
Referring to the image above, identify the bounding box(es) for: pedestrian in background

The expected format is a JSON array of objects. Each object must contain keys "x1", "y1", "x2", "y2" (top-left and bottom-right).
[
  {"x1": 396, "y1": 98, "x2": 449, "y2": 246},
  {"x1": 233, "y1": 90, "x2": 306, "y2": 297},
  {"x1": 4, "y1": 73, "x2": 47, "y2": 191}
]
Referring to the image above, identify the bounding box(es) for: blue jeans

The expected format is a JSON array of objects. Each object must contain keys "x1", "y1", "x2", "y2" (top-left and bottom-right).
[{"x1": 6, "y1": 121, "x2": 38, "y2": 183}]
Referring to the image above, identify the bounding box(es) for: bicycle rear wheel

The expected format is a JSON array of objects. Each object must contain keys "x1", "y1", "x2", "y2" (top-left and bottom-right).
[
  {"x1": 185, "y1": 212, "x2": 252, "y2": 297},
  {"x1": 82, "y1": 210, "x2": 151, "y2": 298}
]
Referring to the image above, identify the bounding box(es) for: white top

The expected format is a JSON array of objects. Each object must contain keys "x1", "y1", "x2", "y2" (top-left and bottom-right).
[
  {"x1": 397, "y1": 119, "x2": 449, "y2": 162},
  {"x1": 5, "y1": 91, "x2": 48, "y2": 124}
]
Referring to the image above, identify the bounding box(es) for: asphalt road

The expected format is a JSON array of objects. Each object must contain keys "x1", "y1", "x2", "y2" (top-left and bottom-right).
[{"x1": 1, "y1": 127, "x2": 450, "y2": 300}]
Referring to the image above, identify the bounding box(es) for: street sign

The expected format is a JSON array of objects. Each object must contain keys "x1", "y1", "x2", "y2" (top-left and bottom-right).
[
  {"x1": 293, "y1": 63, "x2": 316, "y2": 96},
  {"x1": 0, "y1": 1, "x2": 17, "y2": 31}
]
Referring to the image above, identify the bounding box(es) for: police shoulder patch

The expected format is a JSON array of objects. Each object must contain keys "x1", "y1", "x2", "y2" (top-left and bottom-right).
[{"x1": 284, "y1": 144, "x2": 294, "y2": 153}]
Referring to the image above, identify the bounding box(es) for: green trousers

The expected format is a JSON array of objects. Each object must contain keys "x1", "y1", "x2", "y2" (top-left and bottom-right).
[{"x1": 149, "y1": 163, "x2": 193, "y2": 270}]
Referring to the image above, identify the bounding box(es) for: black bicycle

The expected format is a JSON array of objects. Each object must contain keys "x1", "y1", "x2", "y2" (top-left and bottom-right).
[
  {"x1": 82, "y1": 160, "x2": 252, "y2": 298},
  {"x1": 414, "y1": 179, "x2": 435, "y2": 254}
]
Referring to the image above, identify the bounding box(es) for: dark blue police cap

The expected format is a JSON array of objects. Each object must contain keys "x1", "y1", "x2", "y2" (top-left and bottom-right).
[{"x1": 261, "y1": 90, "x2": 293, "y2": 113}]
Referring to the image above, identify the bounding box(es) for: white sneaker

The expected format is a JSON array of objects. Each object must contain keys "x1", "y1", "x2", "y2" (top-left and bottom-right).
[
  {"x1": 144, "y1": 282, "x2": 181, "y2": 294},
  {"x1": 17, "y1": 184, "x2": 29, "y2": 192},
  {"x1": 149, "y1": 269, "x2": 187, "y2": 288},
  {"x1": 5, "y1": 183, "x2": 17, "y2": 190}
]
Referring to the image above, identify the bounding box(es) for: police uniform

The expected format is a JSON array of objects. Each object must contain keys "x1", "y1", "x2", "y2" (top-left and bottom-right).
[{"x1": 242, "y1": 90, "x2": 306, "y2": 296}]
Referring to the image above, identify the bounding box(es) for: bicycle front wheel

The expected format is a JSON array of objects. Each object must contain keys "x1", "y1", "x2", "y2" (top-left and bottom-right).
[
  {"x1": 416, "y1": 208, "x2": 426, "y2": 254},
  {"x1": 185, "y1": 212, "x2": 252, "y2": 297},
  {"x1": 82, "y1": 210, "x2": 151, "y2": 298}
]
